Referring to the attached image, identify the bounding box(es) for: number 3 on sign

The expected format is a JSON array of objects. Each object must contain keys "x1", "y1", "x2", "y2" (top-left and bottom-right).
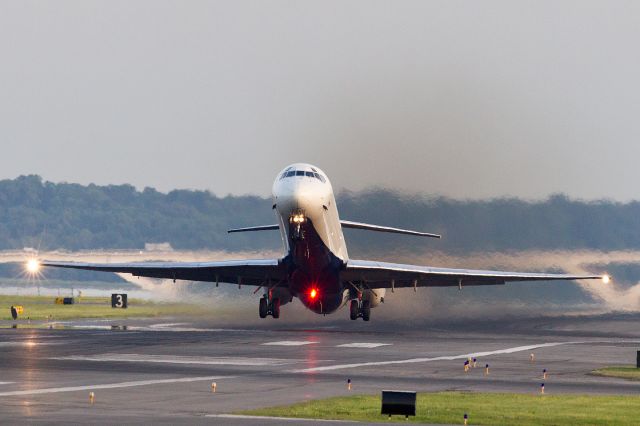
[{"x1": 111, "y1": 294, "x2": 128, "y2": 309}]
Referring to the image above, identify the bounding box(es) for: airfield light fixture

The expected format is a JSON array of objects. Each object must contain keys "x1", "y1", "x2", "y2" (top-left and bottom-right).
[
  {"x1": 602, "y1": 274, "x2": 611, "y2": 284},
  {"x1": 309, "y1": 288, "x2": 318, "y2": 300},
  {"x1": 26, "y1": 259, "x2": 40, "y2": 274}
]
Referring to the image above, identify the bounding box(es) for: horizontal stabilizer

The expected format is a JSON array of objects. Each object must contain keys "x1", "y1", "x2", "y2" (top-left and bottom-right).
[
  {"x1": 228, "y1": 224, "x2": 279, "y2": 233},
  {"x1": 340, "y1": 220, "x2": 441, "y2": 238}
]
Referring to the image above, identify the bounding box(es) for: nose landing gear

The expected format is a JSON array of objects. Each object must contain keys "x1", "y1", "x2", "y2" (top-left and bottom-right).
[
  {"x1": 289, "y1": 210, "x2": 306, "y2": 241},
  {"x1": 259, "y1": 295, "x2": 280, "y2": 319},
  {"x1": 349, "y1": 299, "x2": 370, "y2": 321}
]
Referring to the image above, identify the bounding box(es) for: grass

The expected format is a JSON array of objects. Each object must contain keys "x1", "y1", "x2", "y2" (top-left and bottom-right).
[
  {"x1": 591, "y1": 366, "x2": 640, "y2": 381},
  {"x1": 0, "y1": 294, "x2": 208, "y2": 320},
  {"x1": 237, "y1": 391, "x2": 640, "y2": 425}
]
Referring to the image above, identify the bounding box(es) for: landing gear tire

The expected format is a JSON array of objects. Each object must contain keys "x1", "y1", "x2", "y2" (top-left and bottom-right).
[
  {"x1": 348, "y1": 299, "x2": 371, "y2": 321},
  {"x1": 362, "y1": 301, "x2": 371, "y2": 322},
  {"x1": 349, "y1": 300, "x2": 358, "y2": 320},
  {"x1": 259, "y1": 296, "x2": 281, "y2": 319},
  {"x1": 259, "y1": 298, "x2": 268, "y2": 318}
]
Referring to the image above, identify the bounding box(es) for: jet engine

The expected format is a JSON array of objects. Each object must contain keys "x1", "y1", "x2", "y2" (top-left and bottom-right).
[
  {"x1": 362, "y1": 288, "x2": 386, "y2": 307},
  {"x1": 271, "y1": 287, "x2": 293, "y2": 305}
]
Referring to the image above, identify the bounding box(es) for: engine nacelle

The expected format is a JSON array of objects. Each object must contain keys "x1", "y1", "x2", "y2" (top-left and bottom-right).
[
  {"x1": 271, "y1": 287, "x2": 293, "y2": 306},
  {"x1": 362, "y1": 288, "x2": 386, "y2": 308}
]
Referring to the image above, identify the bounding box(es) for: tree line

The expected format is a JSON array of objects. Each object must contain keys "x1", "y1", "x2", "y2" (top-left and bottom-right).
[{"x1": 1, "y1": 175, "x2": 638, "y2": 255}]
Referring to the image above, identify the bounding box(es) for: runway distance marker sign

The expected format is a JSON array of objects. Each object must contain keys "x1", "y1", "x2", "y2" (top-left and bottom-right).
[{"x1": 111, "y1": 294, "x2": 128, "y2": 309}]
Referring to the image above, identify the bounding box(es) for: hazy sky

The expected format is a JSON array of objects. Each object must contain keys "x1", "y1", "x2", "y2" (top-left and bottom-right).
[{"x1": 1, "y1": 1, "x2": 638, "y2": 200}]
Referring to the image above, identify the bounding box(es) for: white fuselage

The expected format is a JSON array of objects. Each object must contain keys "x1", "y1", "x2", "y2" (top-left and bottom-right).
[
  {"x1": 272, "y1": 163, "x2": 348, "y2": 260},
  {"x1": 271, "y1": 163, "x2": 384, "y2": 313}
]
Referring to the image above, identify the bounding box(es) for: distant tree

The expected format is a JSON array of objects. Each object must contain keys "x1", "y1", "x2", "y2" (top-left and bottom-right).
[{"x1": 0, "y1": 175, "x2": 639, "y2": 255}]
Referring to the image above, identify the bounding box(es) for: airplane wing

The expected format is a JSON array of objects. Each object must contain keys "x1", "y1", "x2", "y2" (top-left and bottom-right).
[
  {"x1": 227, "y1": 225, "x2": 279, "y2": 233},
  {"x1": 340, "y1": 220, "x2": 441, "y2": 238},
  {"x1": 40, "y1": 259, "x2": 285, "y2": 286},
  {"x1": 342, "y1": 259, "x2": 607, "y2": 288}
]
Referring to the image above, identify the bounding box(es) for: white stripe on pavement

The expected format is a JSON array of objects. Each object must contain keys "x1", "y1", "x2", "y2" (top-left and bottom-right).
[
  {"x1": 0, "y1": 376, "x2": 233, "y2": 397},
  {"x1": 292, "y1": 342, "x2": 573, "y2": 373},
  {"x1": 262, "y1": 341, "x2": 317, "y2": 346},
  {"x1": 336, "y1": 343, "x2": 391, "y2": 348},
  {"x1": 50, "y1": 354, "x2": 299, "y2": 366}
]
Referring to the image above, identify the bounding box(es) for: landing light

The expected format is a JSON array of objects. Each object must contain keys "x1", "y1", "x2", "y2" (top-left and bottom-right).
[
  {"x1": 602, "y1": 274, "x2": 611, "y2": 284},
  {"x1": 26, "y1": 259, "x2": 40, "y2": 274}
]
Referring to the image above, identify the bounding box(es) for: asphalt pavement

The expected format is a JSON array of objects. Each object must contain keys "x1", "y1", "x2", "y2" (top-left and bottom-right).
[{"x1": 1, "y1": 313, "x2": 639, "y2": 424}]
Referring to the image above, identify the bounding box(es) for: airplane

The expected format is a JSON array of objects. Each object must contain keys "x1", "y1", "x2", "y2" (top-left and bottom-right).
[{"x1": 31, "y1": 163, "x2": 609, "y2": 321}]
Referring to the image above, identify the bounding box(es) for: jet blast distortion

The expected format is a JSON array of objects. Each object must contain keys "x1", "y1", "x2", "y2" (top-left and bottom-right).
[{"x1": 28, "y1": 163, "x2": 610, "y2": 321}]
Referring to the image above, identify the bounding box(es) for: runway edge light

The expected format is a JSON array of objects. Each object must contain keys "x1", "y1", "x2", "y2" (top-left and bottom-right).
[{"x1": 26, "y1": 258, "x2": 40, "y2": 274}]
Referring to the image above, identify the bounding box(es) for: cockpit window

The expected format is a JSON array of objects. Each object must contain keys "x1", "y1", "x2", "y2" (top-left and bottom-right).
[{"x1": 280, "y1": 169, "x2": 326, "y2": 182}]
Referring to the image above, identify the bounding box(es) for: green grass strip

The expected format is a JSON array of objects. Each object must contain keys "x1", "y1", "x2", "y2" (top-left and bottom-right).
[
  {"x1": 591, "y1": 366, "x2": 640, "y2": 381},
  {"x1": 238, "y1": 391, "x2": 640, "y2": 425},
  {"x1": 0, "y1": 294, "x2": 208, "y2": 320}
]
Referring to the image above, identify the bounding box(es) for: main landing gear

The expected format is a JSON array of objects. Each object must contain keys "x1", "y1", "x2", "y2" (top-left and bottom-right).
[
  {"x1": 349, "y1": 299, "x2": 370, "y2": 321},
  {"x1": 259, "y1": 295, "x2": 280, "y2": 319}
]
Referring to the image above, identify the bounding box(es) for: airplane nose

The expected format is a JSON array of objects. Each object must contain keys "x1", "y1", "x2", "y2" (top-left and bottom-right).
[{"x1": 275, "y1": 180, "x2": 329, "y2": 212}]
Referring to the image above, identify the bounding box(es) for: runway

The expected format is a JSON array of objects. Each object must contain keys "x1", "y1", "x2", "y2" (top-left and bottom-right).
[{"x1": 1, "y1": 314, "x2": 639, "y2": 424}]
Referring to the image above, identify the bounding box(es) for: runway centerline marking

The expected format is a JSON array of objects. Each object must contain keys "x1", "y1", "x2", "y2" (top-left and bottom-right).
[
  {"x1": 291, "y1": 342, "x2": 575, "y2": 373},
  {"x1": 0, "y1": 382, "x2": 14, "y2": 386},
  {"x1": 0, "y1": 375, "x2": 234, "y2": 397},
  {"x1": 336, "y1": 343, "x2": 392, "y2": 348},
  {"x1": 49, "y1": 354, "x2": 300, "y2": 366},
  {"x1": 262, "y1": 341, "x2": 317, "y2": 346}
]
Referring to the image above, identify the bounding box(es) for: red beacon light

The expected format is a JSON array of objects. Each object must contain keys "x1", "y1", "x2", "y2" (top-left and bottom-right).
[{"x1": 309, "y1": 288, "x2": 318, "y2": 300}]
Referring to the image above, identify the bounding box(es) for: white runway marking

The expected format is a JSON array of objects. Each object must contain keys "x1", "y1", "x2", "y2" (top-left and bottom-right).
[
  {"x1": 0, "y1": 382, "x2": 14, "y2": 385},
  {"x1": 0, "y1": 375, "x2": 234, "y2": 397},
  {"x1": 207, "y1": 414, "x2": 356, "y2": 423},
  {"x1": 292, "y1": 342, "x2": 574, "y2": 373},
  {"x1": 149, "y1": 322, "x2": 189, "y2": 328},
  {"x1": 56, "y1": 324, "x2": 256, "y2": 332},
  {"x1": 336, "y1": 343, "x2": 392, "y2": 348},
  {"x1": 50, "y1": 354, "x2": 299, "y2": 366},
  {"x1": 262, "y1": 341, "x2": 317, "y2": 346}
]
